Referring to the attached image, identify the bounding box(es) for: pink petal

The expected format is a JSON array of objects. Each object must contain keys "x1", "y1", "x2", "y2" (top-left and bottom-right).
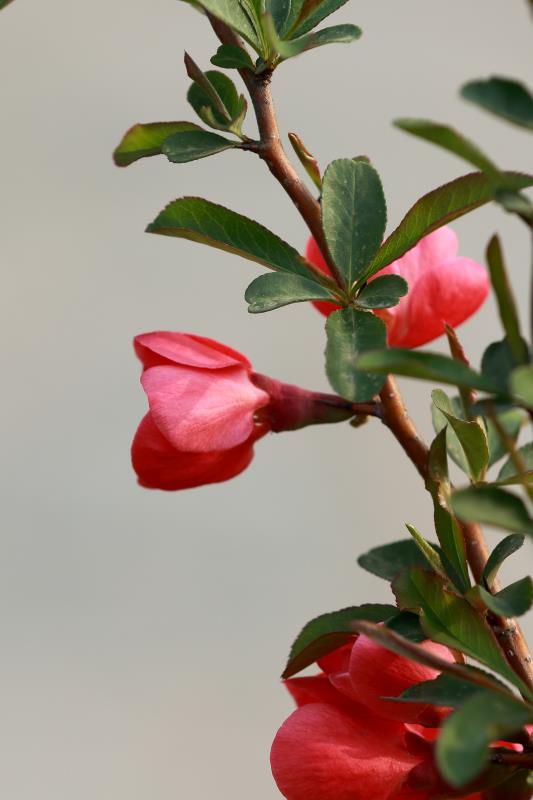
[
  {"x1": 271, "y1": 703, "x2": 419, "y2": 800},
  {"x1": 348, "y1": 636, "x2": 455, "y2": 725},
  {"x1": 131, "y1": 413, "x2": 262, "y2": 490},
  {"x1": 317, "y1": 641, "x2": 355, "y2": 674},
  {"x1": 381, "y1": 228, "x2": 458, "y2": 286},
  {"x1": 141, "y1": 364, "x2": 270, "y2": 453},
  {"x1": 134, "y1": 331, "x2": 251, "y2": 370},
  {"x1": 285, "y1": 675, "x2": 361, "y2": 715}
]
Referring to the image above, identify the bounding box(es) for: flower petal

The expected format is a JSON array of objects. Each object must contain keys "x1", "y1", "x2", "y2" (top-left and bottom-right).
[
  {"x1": 285, "y1": 674, "x2": 361, "y2": 715},
  {"x1": 348, "y1": 635, "x2": 455, "y2": 725},
  {"x1": 141, "y1": 364, "x2": 270, "y2": 452},
  {"x1": 131, "y1": 413, "x2": 262, "y2": 490},
  {"x1": 271, "y1": 703, "x2": 419, "y2": 800},
  {"x1": 134, "y1": 331, "x2": 251, "y2": 370}
]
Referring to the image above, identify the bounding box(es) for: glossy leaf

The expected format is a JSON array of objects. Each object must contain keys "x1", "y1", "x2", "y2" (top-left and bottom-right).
[
  {"x1": 366, "y1": 171, "x2": 533, "y2": 277},
  {"x1": 436, "y1": 691, "x2": 532, "y2": 787},
  {"x1": 191, "y1": 0, "x2": 263, "y2": 53},
  {"x1": 406, "y1": 524, "x2": 448, "y2": 580},
  {"x1": 282, "y1": 604, "x2": 397, "y2": 678},
  {"x1": 393, "y1": 569, "x2": 517, "y2": 684},
  {"x1": 394, "y1": 118, "x2": 501, "y2": 181},
  {"x1": 511, "y1": 364, "x2": 533, "y2": 406},
  {"x1": 461, "y1": 76, "x2": 533, "y2": 131},
  {"x1": 430, "y1": 491, "x2": 471, "y2": 594},
  {"x1": 289, "y1": 0, "x2": 350, "y2": 37},
  {"x1": 355, "y1": 274, "x2": 408, "y2": 309},
  {"x1": 486, "y1": 236, "x2": 528, "y2": 363},
  {"x1": 210, "y1": 44, "x2": 255, "y2": 69},
  {"x1": 161, "y1": 129, "x2": 237, "y2": 162},
  {"x1": 470, "y1": 577, "x2": 533, "y2": 618},
  {"x1": 432, "y1": 389, "x2": 489, "y2": 481},
  {"x1": 277, "y1": 23, "x2": 362, "y2": 58},
  {"x1": 325, "y1": 308, "x2": 387, "y2": 402},
  {"x1": 357, "y1": 539, "x2": 431, "y2": 581},
  {"x1": 384, "y1": 612, "x2": 426, "y2": 643},
  {"x1": 321, "y1": 159, "x2": 387, "y2": 287},
  {"x1": 113, "y1": 122, "x2": 201, "y2": 166},
  {"x1": 389, "y1": 673, "x2": 494, "y2": 708},
  {"x1": 147, "y1": 197, "x2": 312, "y2": 277},
  {"x1": 356, "y1": 349, "x2": 500, "y2": 393},
  {"x1": 245, "y1": 272, "x2": 335, "y2": 313},
  {"x1": 483, "y1": 534, "x2": 525, "y2": 590},
  {"x1": 451, "y1": 485, "x2": 533, "y2": 537}
]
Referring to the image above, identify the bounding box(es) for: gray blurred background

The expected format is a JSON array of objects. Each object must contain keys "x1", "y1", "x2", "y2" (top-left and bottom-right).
[{"x1": 1, "y1": 1, "x2": 533, "y2": 798}]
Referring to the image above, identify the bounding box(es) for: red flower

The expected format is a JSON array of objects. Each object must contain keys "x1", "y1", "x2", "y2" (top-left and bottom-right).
[
  {"x1": 307, "y1": 228, "x2": 489, "y2": 348},
  {"x1": 132, "y1": 332, "x2": 353, "y2": 490},
  {"x1": 271, "y1": 635, "x2": 483, "y2": 800}
]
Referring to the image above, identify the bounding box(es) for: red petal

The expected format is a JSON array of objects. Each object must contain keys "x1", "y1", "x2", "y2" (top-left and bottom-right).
[
  {"x1": 305, "y1": 238, "x2": 341, "y2": 317},
  {"x1": 271, "y1": 703, "x2": 419, "y2": 800},
  {"x1": 134, "y1": 331, "x2": 251, "y2": 370},
  {"x1": 317, "y1": 641, "x2": 356, "y2": 674},
  {"x1": 348, "y1": 636, "x2": 455, "y2": 724},
  {"x1": 284, "y1": 675, "x2": 359, "y2": 714},
  {"x1": 141, "y1": 364, "x2": 269, "y2": 452},
  {"x1": 131, "y1": 413, "x2": 262, "y2": 490}
]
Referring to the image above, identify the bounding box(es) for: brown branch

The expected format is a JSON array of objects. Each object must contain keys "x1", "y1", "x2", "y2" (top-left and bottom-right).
[
  {"x1": 490, "y1": 751, "x2": 533, "y2": 768},
  {"x1": 206, "y1": 13, "x2": 533, "y2": 694}
]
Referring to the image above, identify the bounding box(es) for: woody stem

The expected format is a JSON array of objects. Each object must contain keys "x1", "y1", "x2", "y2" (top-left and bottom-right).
[{"x1": 207, "y1": 17, "x2": 533, "y2": 693}]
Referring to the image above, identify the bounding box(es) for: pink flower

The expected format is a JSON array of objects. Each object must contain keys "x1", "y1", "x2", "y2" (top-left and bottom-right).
[
  {"x1": 132, "y1": 331, "x2": 353, "y2": 490},
  {"x1": 271, "y1": 635, "x2": 484, "y2": 800},
  {"x1": 307, "y1": 227, "x2": 489, "y2": 348}
]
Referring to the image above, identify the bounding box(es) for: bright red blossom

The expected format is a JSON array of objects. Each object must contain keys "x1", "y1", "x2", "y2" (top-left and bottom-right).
[
  {"x1": 271, "y1": 635, "x2": 483, "y2": 800},
  {"x1": 307, "y1": 227, "x2": 489, "y2": 348}
]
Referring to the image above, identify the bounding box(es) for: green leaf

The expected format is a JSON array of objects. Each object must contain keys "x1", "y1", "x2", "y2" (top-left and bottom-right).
[
  {"x1": 355, "y1": 275, "x2": 408, "y2": 309},
  {"x1": 366, "y1": 171, "x2": 533, "y2": 278},
  {"x1": 498, "y1": 443, "x2": 533, "y2": 484},
  {"x1": 210, "y1": 44, "x2": 255, "y2": 70},
  {"x1": 389, "y1": 673, "x2": 496, "y2": 708},
  {"x1": 436, "y1": 691, "x2": 533, "y2": 787},
  {"x1": 0, "y1": 0, "x2": 15, "y2": 9},
  {"x1": 356, "y1": 349, "x2": 500, "y2": 393},
  {"x1": 288, "y1": 132, "x2": 322, "y2": 190},
  {"x1": 357, "y1": 539, "x2": 431, "y2": 581},
  {"x1": 470, "y1": 577, "x2": 533, "y2": 618},
  {"x1": 430, "y1": 490, "x2": 471, "y2": 594},
  {"x1": 289, "y1": 0, "x2": 350, "y2": 37},
  {"x1": 461, "y1": 76, "x2": 533, "y2": 131},
  {"x1": 483, "y1": 534, "x2": 525, "y2": 590},
  {"x1": 432, "y1": 389, "x2": 489, "y2": 481},
  {"x1": 147, "y1": 197, "x2": 312, "y2": 277},
  {"x1": 277, "y1": 23, "x2": 362, "y2": 58},
  {"x1": 431, "y1": 393, "x2": 470, "y2": 475},
  {"x1": 510, "y1": 364, "x2": 533, "y2": 406},
  {"x1": 187, "y1": 66, "x2": 247, "y2": 132},
  {"x1": 191, "y1": 0, "x2": 264, "y2": 53},
  {"x1": 486, "y1": 236, "x2": 528, "y2": 364},
  {"x1": 394, "y1": 118, "x2": 502, "y2": 182},
  {"x1": 325, "y1": 308, "x2": 387, "y2": 402},
  {"x1": 384, "y1": 611, "x2": 426, "y2": 643},
  {"x1": 406, "y1": 523, "x2": 448, "y2": 580},
  {"x1": 451, "y1": 485, "x2": 533, "y2": 537},
  {"x1": 282, "y1": 604, "x2": 397, "y2": 678},
  {"x1": 321, "y1": 159, "x2": 387, "y2": 287},
  {"x1": 161, "y1": 129, "x2": 237, "y2": 162},
  {"x1": 113, "y1": 122, "x2": 202, "y2": 166},
  {"x1": 486, "y1": 408, "x2": 525, "y2": 467},
  {"x1": 245, "y1": 272, "x2": 336, "y2": 313},
  {"x1": 393, "y1": 569, "x2": 518, "y2": 684},
  {"x1": 481, "y1": 338, "x2": 522, "y2": 394}
]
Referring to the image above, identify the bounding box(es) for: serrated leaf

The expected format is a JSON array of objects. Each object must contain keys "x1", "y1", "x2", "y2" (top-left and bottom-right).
[
  {"x1": 282, "y1": 603, "x2": 397, "y2": 678},
  {"x1": 210, "y1": 43, "x2": 255, "y2": 69},
  {"x1": 432, "y1": 389, "x2": 489, "y2": 481},
  {"x1": 356, "y1": 349, "x2": 500, "y2": 393},
  {"x1": 161, "y1": 129, "x2": 237, "y2": 162},
  {"x1": 245, "y1": 272, "x2": 336, "y2": 313},
  {"x1": 321, "y1": 159, "x2": 387, "y2": 287},
  {"x1": 289, "y1": 0, "x2": 350, "y2": 37},
  {"x1": 451, "y1": 485, "x2": 533, "y2": 537},
  {"x1": 325, "y1": 308, "x2": 387, "y2": 402},
  {"x1": 461, "y1": 76, "x2": 533, "y2": 131},
  {"x1": 355, "y1": 274, "x2": 408, "y2": 309},
  {"x1": 384, "y1": 611, "x2": 426, "y2": 643},
  {"x1": 394, "y1": 118, "x2": 502, "y2": 182},
  {"x1": 470, "y1": 577, "x2": 533, "y2": 618},
  {"x1": 113, "y1": 122, "x2": 202, "y2": 166},
  {"x1": 510, "y1": 364, "x2": 533, "y2": 406},
  {"x1": 436, "y1": 691, "x2": 532, "y2": 787},
  {"x1": 357, "y1": 539, "x2": 430, "y2": 581},
  {"x1": 147, "y1": 197, "x2": 313, "y2": 277},
  {"x1": 483, "y1": 534, "x2": 525, "y2": 589},
  {"x1": 365, "y1": 171, "x2": 533, "y2": 278},
  {"x1": 389, "y1": 673, "x2": 500, "y2": 708},
  {"x1": 393, "y1": 569, "x2": 518, "y2": 685},
  {"x1": 497, "y1": 442, "x2": 533, "y2": 484}
]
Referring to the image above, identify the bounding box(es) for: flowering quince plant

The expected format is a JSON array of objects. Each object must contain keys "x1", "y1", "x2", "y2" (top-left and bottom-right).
[{"x1": 107, "y1": 0, "x2": 533, "y2": 794}]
